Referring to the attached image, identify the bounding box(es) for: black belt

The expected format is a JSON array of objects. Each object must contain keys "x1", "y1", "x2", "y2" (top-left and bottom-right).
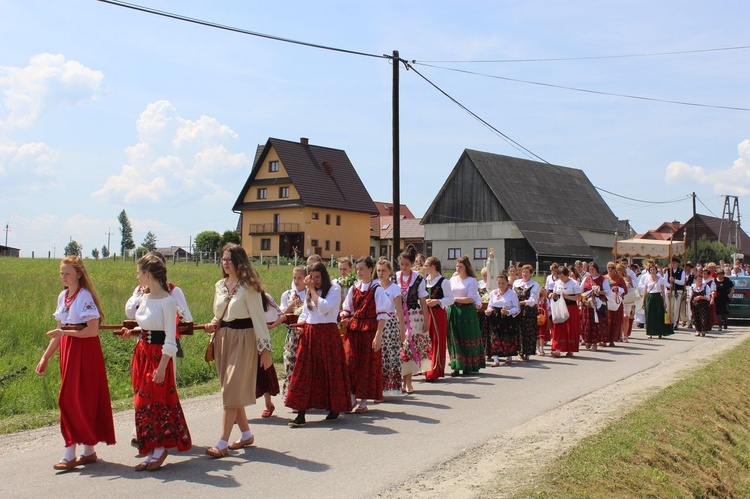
[
  {"x1": 220, "y1": 317, "x2": 254, "y2": 329},
  {"x1": 564, "y1": 299, "x2": 577, "y2": 306},
  {"x1": 141, "y1": 330, "x2": 166, "y2": 344}
]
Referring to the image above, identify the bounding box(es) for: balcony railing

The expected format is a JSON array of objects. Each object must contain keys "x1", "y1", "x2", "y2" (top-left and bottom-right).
[{"x1": 248, "y1": 223, "x2": 301, "y2": 234}]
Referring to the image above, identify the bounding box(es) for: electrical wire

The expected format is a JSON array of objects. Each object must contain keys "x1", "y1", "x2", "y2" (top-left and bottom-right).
[
  {"x1": 96, "y1": 0, "x2": 388, "y2": 61},
  {"x1": 412, "y1": 62, "x2": 750, "y2": 112},
  {"x1": 695, "y1": 195, "x2": 720, "y2": 218},
  {"x1": 595, "y1": 188, "x2": 689, "y2": 205},
  {"x1": 418, "y1": 44, "x2": 750, "y2": 63}
]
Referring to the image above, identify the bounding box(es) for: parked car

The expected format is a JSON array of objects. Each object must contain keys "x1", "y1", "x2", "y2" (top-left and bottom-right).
[{"x1": 728, "y1": 276, "x2": 750, "y2": 319}]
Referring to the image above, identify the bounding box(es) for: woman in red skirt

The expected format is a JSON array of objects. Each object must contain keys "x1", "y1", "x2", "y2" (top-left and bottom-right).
[
  {"x1": 340, "y1": 256, "x2": 389, "y2": 414},
  {"x1": 286, "y1": 262, "x2": 352, "y2": 426},
  {"x1": 424, "y1": 256, "x2": 454, "y2": 381},
  {"x1": 36, "y1": 256, "x2": 115, "y2": 471},
  {"x1": 121, "y1": 253, "x2": 192, "y2": 471},
  {"x1": 550, "y1": 266, "x2": 582, "y2": 357}
]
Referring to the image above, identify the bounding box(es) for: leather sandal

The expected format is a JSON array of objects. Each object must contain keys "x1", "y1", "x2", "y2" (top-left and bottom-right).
[
  {"x1": 261, "y1": 404, "x2": 275, "y2": 418},
  {"x1": 228, "y1": 436, "x2": 255, "y2": 450},
  {"x1": 205, "y1": 447, "x2": 229, "y2": 458},
  {"x1": 135, "y1": 459, "x2": 151, "y2": 472},
  {"x1": 146, "y1": 450, "x2": 168, "y2": 471},
  {"x1": 75, "y1": 452, "x2": 97, "y2": 466},
  {"x1": 53, "y1": 458, "x2": 79, "y2": 471}
]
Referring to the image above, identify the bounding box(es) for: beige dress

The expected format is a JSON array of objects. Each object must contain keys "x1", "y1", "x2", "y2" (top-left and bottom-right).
[{"x1": 212, "y1": 280, "x2": 272, "y2": 408}]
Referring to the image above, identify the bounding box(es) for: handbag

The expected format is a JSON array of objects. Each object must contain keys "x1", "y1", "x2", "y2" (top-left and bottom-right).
[
  {"x1": 550, "y1": 295, "x2": 570, "y2": 323},
  {"x1": 606, "y1": 291, "x2": 621, "y2": 312},
  {"x1": 204, "y1": 283, "x2": 238, "y2": 363}
]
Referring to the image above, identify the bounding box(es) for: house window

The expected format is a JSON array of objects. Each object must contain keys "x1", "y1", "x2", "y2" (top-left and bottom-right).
[
  {"x1": 311, "y1": 239, "x2": 319, "y2": 248},
  {"x1": 474, "y1": 248, "x2": 488, "y2": 260},
  {"x1": 279, "y1": 186, "x2": 289, "y2": 198},
  {"x1": 257, "y1": 188, "x2": 267, "y2": 200},
  {"x1": 268, "y1": 160, "x2": 279, "y2": 173},
  {"x1": 325, "y1": 214, "x2": 331, "y2": 225},
  {"x1": 448, "y1": 248, "x2": 461, "y2": 260},
  {"x1": 311, "y1": 212, "x2": 319, "y2": 220},
  {"x1": 335, "y1": 241, "x2": 341, "y2": 251},
  {"x1": 325, "y1": 240, "x2": 330, "y2": 251},
  {"x1": 260, "y1": 238, "x2": 271, "y2": 251},
  {"x1": 336, "y1": 215, "x2": 341, "y2": 226}
]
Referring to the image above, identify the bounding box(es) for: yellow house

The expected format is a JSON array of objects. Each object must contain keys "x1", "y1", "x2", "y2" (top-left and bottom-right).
[{"x1": 233, "y1": 137, "x2": 377, "y2": 259}]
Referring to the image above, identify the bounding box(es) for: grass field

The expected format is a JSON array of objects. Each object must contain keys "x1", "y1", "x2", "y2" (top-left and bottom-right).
[
  {"x1": 510, "y1": 337, "x2": 750, "y2": 498},
  {"x1": 0, "y1": 257, "x2": 316, "y2": 432}
]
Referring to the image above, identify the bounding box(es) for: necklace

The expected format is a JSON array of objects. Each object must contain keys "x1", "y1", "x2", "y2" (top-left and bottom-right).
[
  {"x1": 399, "y1": 272, "x2": 411, "y2": 290},
  {"x1": 64, "y1": 287, "x2": 81, "y2": 309}
]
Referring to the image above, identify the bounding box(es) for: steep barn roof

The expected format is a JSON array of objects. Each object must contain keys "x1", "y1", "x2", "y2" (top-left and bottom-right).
[
  {"x1": 233, "y1": 137, "x2": 377, "y2": 214},
  {"x1": 422, "y1": 150, "x2": 620, "y2": 257}
]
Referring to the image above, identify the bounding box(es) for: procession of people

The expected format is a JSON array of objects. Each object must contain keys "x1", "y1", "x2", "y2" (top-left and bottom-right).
[{"x1": 36, "y1": 247, "x2": 737, "y2": 472}]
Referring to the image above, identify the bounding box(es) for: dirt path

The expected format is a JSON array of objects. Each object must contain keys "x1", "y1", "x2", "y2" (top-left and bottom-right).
[{"x1": 380, "y1": 327, "x2": 748, "y2": 498}]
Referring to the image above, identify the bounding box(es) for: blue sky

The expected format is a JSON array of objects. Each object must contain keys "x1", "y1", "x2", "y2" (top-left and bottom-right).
[{"x1": 1, "y1": 0, "x2": 748, "y2": 257}]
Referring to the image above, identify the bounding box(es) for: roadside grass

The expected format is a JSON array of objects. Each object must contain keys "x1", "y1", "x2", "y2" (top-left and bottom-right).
[
  {"x1": 510, "y1": 337, "x2": 750, "y2": 498},
  {"x1": 0, "y1": 257, "x2": 321, "y2": 433}
]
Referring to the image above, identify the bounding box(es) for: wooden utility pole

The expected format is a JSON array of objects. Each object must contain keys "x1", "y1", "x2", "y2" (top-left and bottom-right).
[{"x1": 392, "y1": 49, "x2": 400, "y2": 262}]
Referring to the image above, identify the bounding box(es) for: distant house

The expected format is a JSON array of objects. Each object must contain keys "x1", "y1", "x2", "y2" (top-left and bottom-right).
[
  {"x1": 422, "y1": 150, "x2": 624, "y2": 270},
  {"x1": 156, "y1": 246, "x2": 192, "y2": 261},
  {"x1": 671, "y1": 214, "x2": 749, "y2": 260},
  {"x1": 635, "y1": 221, "x2": 682, "y2": 241},
  {"x1": 233, "y1": 137, "x2": 378, "y2": 259},
  {"x1": 370, "y1": 202, "x2": 424, "y2": 258},
  {"x1": 0, "y1": 245, "x2": 20, "y2": 257}
]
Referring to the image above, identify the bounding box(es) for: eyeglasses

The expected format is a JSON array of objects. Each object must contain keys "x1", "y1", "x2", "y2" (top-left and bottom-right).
[
  {"x1": 607, "y1": 266, "x2": 615, "y2": 269},
  {"x1": 221, "y1": 258, "x2": 232, "y2": 263}
]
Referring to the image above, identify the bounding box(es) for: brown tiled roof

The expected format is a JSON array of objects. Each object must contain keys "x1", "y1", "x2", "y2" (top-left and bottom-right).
[
  {"x1": 233, "y1": 138, "x2": 377, "y2": 214},
  {"x1": 373, "y1": 202, "x2": 415, "y2": 218}
]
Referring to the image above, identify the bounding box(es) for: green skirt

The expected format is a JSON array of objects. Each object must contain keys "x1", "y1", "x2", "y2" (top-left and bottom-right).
[
  {"x1": 448, "y1": 303, "x2": 486, "y2": 373},
  {"x1": 644, "y1": 293, "x2": 674, "y2": 337}
]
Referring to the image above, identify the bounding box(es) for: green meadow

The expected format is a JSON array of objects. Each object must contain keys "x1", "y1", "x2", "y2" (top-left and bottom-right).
[{"x1": 0, "y1": 257, "x2": 309, "y2": 433}]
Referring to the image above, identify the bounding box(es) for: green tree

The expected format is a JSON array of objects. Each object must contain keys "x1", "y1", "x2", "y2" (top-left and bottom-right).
[
  {"x1": 221, "y1": 230, "x2": 241, "y2": 247},
  {"x1": 194, "y1": 230, "x2": 222, "y2": 254},
  {"x1": 142, "y1": 231, "x2": 158, "y2": 252},
  {"x1": 91, "y1": 247, "x2": 100, "y2": 260},
  {"x1": 118, "y1": 209, "x2": 135, "y2": 258},
  {"x1": 64, "y1": 240, "x2": 82, "y2": 257},
  {"x1": 101, "y1": 245, "x2": 110, "y2": 258},
  {"x1": 685, "y1": 236, "x2": 739, "y2": 265},
  {"x1": 135, "y1": 246, "x2": 148, "y2": 258}
]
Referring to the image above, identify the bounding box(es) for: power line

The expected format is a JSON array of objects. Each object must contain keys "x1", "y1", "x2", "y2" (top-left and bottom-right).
[
  {"x1": 412, "y1": 62, "x2": 750, "y2": 112},
  {"x1": 417, "y1": 44, "x2": 750, "y2": 63},
  {"x1": 97, "y1": 0, "x2": 388, "y2": 61},
  {"x1": 595, "y1": 188, "x2": 689, "y2": 205},
  {"x1": 695, "y1": 195, "x2": 720, "y2": 218}
]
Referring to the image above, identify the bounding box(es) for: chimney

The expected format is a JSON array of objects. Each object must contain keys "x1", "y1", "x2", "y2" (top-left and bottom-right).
[{"x1": 300, "y1": 137, "x2": 309, "y2": 146}]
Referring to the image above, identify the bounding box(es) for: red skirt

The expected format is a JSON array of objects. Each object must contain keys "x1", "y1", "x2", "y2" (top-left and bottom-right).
[
  {"x1": 551, "y1": 304, "x2": 580, "y2": 353},
  {"x1": 285, "y1": 323, "x2": 352, "y2": 413},
  {"x1": 607, "y1": 305, "x2": 623, "y2": 342},
  {"x1": 132, "y1": 341, "x2": 192, "y2": 454},
  {"x1": 255, "y1": 364, "x2": 280, "y2": 399},
  {"x1": 425, "y1": 306, "x2": 448, "y2": 381},
  {"x1": 58, "y1": 335, "x2": 116, "y2": 447},
  {"x1": 581, "y1": 305, "x2": 608, "y2": 344},
  {"x1": 344, "y1": 327, "x2": 383, "y2": 401}
]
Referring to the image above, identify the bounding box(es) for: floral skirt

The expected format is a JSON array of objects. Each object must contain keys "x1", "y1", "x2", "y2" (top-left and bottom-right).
[
  {"x1": 401, "y1": 308, "x2": 429, "y2": 376},
  {"x1": 518, "y1": 306, "x2": 538, "y2": 356},
  {"x1": 282, "y1": 326, "x2": 300, "y2": 399},
  {"x1": 489, "y1": 311, "x2": 518, "y2": 357},
  {"x1": 448, "y1": 303, "x2": 486, "y2": 373},
  {"x1": 345, "y1": 328, "x2": 383, "y2": 400},
  {"x1": 381, "y1": 315, "x2": 403, "y2": 396},
  {"x1": 581, "y1": 305, "x2": 609, "y2": 344},
  {"x1": 692, "y1": 299, "x2": 712, "y2": 333},
  {"x1": 285, "y1": 323, "x2": 352, "y2": 413},
  {"x1": 132, "y1": 341, "x2": 192, "y2": 454}
]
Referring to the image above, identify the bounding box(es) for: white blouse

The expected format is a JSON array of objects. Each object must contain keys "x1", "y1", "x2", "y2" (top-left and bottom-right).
[
  {"x1": 639, "y1": 275, "x2": 668, "y2": 294},
  {"x1": 125, "y1": 284, "x2": 193, "y2": 322},
  {"x1": 136, "y1": 294, "x2": 178, "y2": 359},
  {"x1": 425, "y1": 274, "x2": 454, "y2": 309},
  {"x1": 54, "y1": 288, "x2": 100, "y2": 324},
  {"x1": 211, "y1": 279, "x2": 272, "y2": 353},
  {"x1": 280, "y1": 285, "x2": 307, "y2": 311},
  {"x1": 486, "y1": 288, "x2": 520, "y2": 316},
  {"x1": 299, "y1": 283, "x2": 342, "y2": 324},
  {"x1": 341, "y1": 281, "x2": 391, "y2": 321},
  {"x1": 380, "y1": 282, "x2": 401, "y2": 314},
  {"x1": 395, "y1": 271, "x2": 428, "y2": 299},
  {"x1": 512, "y1": 278, "x2": 539, "y2": 307},
  {"x1": 553, "y1": 278, "x2": 582, "y2": 298},
  {"x1": 450, "y1": 275, "x2": 482, "y2": 307}
]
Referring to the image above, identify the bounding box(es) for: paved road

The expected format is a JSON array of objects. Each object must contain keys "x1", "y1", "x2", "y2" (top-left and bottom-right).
[{"x1": 1, "y1": 324, "x2": 747, "y2": 498}]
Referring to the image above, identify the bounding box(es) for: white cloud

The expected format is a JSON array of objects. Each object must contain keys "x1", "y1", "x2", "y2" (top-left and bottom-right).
[
  {"x1": 93, "y1": 100, "x2": 251, "y2": 204},
  {"x1": 0, "y1": 140, "x2": 60, "y2": 191},
  {"x1": 665, "y1": 139, "x2": 750, "y2": 195},
  {"x1": 0, "y1": 53, "x2": 103, "y2": 129}
]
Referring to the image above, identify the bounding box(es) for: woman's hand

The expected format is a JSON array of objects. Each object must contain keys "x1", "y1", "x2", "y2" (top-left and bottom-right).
[
  {"x1": 152, "y1": 367, "x2": 166, "y2": 384},
  {"x1": 260, "y1": 349, "x2": 273, "y2": 369},
  {"x1": 35, "y1": 356, "x2": 49, "y2": 375},
  {"x1": 372, "y1": 334, "x2": 382, "y2": 352},
  {"x1": 45, "y1": 328, "x2": 63, "y2": 339},
  {"x1": 340, "y1": 316, "x2": 350, "y2": 328},
  {"x1": 204, "y1": 323, "x2": 218, "y2": 334}
]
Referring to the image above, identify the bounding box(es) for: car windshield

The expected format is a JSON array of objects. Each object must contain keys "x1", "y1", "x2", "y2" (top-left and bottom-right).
[{"x1": 729, "y1": 277, "x2": 750, "y2": 288}]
